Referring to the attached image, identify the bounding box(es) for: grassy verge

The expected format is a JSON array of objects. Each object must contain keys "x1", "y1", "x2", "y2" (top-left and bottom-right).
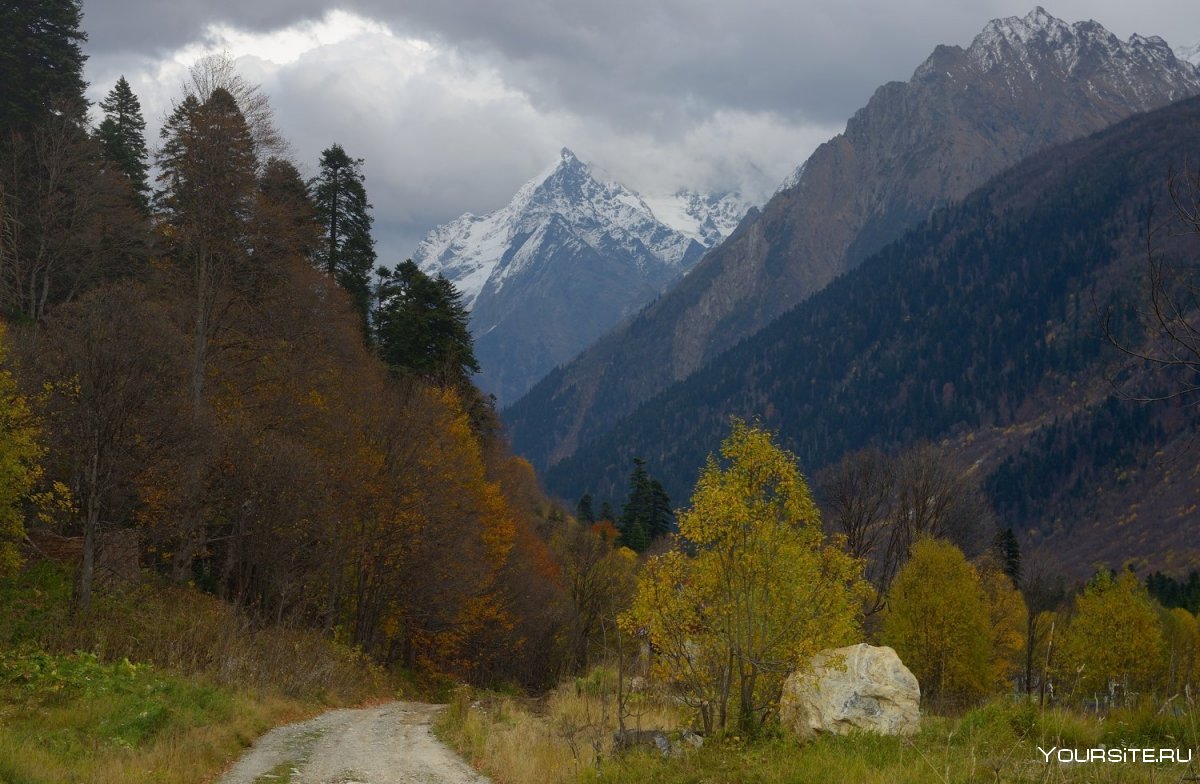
[
  {"x1": 0, "y1": 648, "x2": 310, "y2": 784},
  {"x1": 0, "y1": 561, "x2": 394, "y2": 783},
  {"x1": 438, "y1": 672, "x2": 1200, "y2": 784}
]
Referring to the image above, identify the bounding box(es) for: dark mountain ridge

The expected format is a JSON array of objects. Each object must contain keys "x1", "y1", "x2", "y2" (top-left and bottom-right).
[
  {"x1": 543, "y1": 93, "x2": 1200, "y2": 575},
  {"x1": 504, "y1": 8, "x2": 1200, "y2": 474}
]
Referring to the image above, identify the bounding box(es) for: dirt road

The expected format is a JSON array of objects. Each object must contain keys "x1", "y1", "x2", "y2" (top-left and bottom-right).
[{"x1": 217, "y1": 701, "x2": 490, "y2": 784}]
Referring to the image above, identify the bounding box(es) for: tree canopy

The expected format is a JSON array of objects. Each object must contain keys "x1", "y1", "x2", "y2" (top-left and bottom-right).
[
  {"x1": 95, "y1": 76, "x2": 150, "y2": 211},
  {"x1": 312, "y1": 143, "x2": 375, "y2": 324},
  {"x1": 374, "y1": 260, "x2": 480, "y2": 389},
  {"x1": 625, "y1": 420, "x2": 865, "y2": 733}
]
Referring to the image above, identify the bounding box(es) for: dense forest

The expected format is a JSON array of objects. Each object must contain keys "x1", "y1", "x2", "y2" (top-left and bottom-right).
[
  {"x1": 0, "y1": 0, "x2": 646, "y2": 692},
  {"x1": 544, "y1": 95, "x2": 1200, "y2": 572}
]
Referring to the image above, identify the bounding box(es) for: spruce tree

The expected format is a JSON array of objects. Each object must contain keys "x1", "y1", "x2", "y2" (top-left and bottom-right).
[
  {"x1": 312, "y1": 144, "x2": 375, "y2": 325},
  {"x1": 0, "y1": 0, "x2": 88, "y2": 133},
  {"x1": 95, "y1": 76, "x2": 150, "y2": 211},
  {"x1": 617, "y1": 458, "x2": 672, "y2": 551},
  {"x1": 993, "y1": 527, "x2": 1021, "y2": 586},
  {"x1": 619, "y1": 458, "x2": 653, "y2": 552},
  {"x1": 374, "y1": 260, "x2": 479, "y2": 389},
  {"x1": 576, "y1": 494, "x2": 595, "y2": 525},
  {"x1": 599, "y1": 502, "x2": 615, "y2": 523}
]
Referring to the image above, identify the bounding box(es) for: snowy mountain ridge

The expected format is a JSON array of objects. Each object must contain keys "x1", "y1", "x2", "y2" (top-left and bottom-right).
[
  {"x1": 1177, "y1": 41, "x2": 1200, "y2": 67},
  {"x1": 956, "y1": 7, "x2": 1200, "y2": 95},
  {"x1": 414, "y1": 149, "x2": 746, "y2": 310},
  {"x1": 411, "y1": 148, "x2": 749, "y2": 405}
]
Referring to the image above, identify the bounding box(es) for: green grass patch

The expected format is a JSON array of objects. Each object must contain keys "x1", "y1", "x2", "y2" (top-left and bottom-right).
[{"x1": 0, "y1": 561, "x2": 394, "y2": 783}]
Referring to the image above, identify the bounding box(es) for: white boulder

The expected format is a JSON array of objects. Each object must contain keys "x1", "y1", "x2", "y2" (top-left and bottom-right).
[{"x1": 779, "y1": 643, "x2": 920, "y2": 740}]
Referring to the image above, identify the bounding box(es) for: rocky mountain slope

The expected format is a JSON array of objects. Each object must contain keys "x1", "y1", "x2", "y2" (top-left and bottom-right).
[
  {"x1": 544, "y1": 95, "x2": 1200, "y2": 577},
  {"x1": 505, "y1": 7, "x2": 1200, "y2": 470},
  {"x1": 413, "y1": 149, "x2": 745, "y2": 405}
]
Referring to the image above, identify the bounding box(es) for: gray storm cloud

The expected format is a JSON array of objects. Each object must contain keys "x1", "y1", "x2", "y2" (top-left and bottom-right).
[{"x1": 78, "y1": 0, "x2": 1200, "y2": 264}]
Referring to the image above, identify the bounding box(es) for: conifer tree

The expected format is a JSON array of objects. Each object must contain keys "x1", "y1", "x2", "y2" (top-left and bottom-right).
[
  {"x1": 95, "y1": 76, "x2": 150, "y2": 211},
  {"x1": 576, "y1": 493, "x2": 595, "y2": 524},
  {"x1": 0, "y1": 0, "x2": 88, "y2": 132},
  {"x1": 618, "y1": 458, "x2": 673, "y2": 551},
  {"x1": 312, "y1": 144, "x2": 375, "y2": 324},
  {"x1": 993, "y1": 527, "x2": 1021, "y2": 585},
  {"x1": 374, "y1": 260, "x2": 479, "y2": 389},
  {"x1": 619, "y1": 458, "x2": 652, "y2": 551}
]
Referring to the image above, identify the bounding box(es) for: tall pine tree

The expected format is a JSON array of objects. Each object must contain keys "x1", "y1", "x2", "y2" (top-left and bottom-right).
[
  {"x1": 95, "y1": 76, "x2": 150, "y2": 211},
  {"x1": 312, "y1": 144, "x2": 375, "y2": 326},
  {"x1": 618, "y1": 458, "x2": 673, "y2": 552},
  {"x1": 0, "y1": 0, "x2": 88, "y2": 133}
]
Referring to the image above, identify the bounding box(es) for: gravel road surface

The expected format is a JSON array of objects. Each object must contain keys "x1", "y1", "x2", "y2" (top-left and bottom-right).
[{"x1": 218, "y1": 702, "x2": 490, "y2": 784}]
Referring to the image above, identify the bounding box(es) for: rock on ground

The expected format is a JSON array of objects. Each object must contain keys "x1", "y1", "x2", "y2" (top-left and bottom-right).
[
  {"x1": 778, "y1": 643, "x2": 920, "y2": 740},
  {"x1": 218, "y1": 701, "x2": 489, "y2": 784}
]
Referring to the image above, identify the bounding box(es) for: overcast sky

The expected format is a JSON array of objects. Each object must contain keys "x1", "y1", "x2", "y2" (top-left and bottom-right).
[{"x1": 77, "y1": 1, "x2": 1200, "y2": 263}]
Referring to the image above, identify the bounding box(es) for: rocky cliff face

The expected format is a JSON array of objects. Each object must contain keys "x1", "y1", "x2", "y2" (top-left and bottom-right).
[{"x1": 505, "y1": 7, "x2": 1200, "y2": 470}]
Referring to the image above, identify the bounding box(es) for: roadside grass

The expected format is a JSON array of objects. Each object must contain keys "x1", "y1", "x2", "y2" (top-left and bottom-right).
[
  {"x1": 0, "y1": 560, "x2": 395, "y2": 783},
  {"x1": 0, "y1": 648, "x2": 307, "y2": 784},
  {"x1": 436, "y1": 668, "x2": 687, "y2": 784},
  {"x1": 438, "y1": 670, "x2": 1200, "y2": 784}
]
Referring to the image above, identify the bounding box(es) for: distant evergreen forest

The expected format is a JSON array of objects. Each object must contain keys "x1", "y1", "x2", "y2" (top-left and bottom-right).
[{"x1": 543, "y1": 95, "x2": 1200, "y2": 557}]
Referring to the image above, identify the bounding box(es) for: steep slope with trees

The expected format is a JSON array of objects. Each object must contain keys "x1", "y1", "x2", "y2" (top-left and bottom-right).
[
  {"x1": 505, "y1": 8, "x2": 1200, "y2": 473},
  {"x1": 546, "y1": 94, "x2": 1200, "y2": 575}
]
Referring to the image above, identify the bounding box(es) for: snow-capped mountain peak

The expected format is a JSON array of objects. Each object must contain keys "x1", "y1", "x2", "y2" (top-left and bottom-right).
[
  {"x1": 642, "y1": 190, "x2": 749, "y2": 248},
  {"x1": 411, "y1": 149, "x2": 749, "y2": 405},
  {"x1": 414, "y1": 149, "x2": 745, "y2": 309},
  {"x1": 1177, "y1": 41, "x2": 1200, "y2": 67},
  {"x1": 956, "y1": 7, "x2": 1198, "y2": 92}
]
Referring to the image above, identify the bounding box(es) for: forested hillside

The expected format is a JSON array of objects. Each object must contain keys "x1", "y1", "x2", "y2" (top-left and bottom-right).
[
  {"x1": 0, "y1": 1, "x2": 580, "y2": 692},
  {"x1": 545, "y1": 94, "x2": 1200, "y2": 575},
  {"x1": 503, "y1": 9, "x2": 1200, "y2": 474}
]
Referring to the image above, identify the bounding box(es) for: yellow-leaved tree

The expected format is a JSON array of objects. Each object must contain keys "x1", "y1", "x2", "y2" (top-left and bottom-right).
[
  {"x1": 880, "y1": 538, "x2": 993, "y2": 703},
  {"x1": 979, "y1": 559, "x2": 1028, "y2": 690},
  {"x1": 624, "y1": 420, "x2": 866, "y2": 733},
  {"x1": 0, "y1": 322, "x2": 44, "y2": 576},
  {"x1": 1056, "y1": 569, "x2": 1164, "y2": 697},
  {"x1": 1162, "y1": 607, "x2": 1199, "y2": 695}
]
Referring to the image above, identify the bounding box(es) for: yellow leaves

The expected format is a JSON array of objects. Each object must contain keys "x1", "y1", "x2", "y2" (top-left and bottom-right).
[
  {"x1": 1057, "y1": 569, "x2": 1165, "y2": 694},
  {"x1": 625, "y1": 420, "x2": 866, "y2": 730},
  {"x1": 978, "y1": 561, "x2": 1028, "y2": 688},
  {"x1": 880, "y1": 538, "x2": 993, "y2": 702},
  {"x1": 30, "y1": 480, "x2": 77, "y2": 527},
  {"x1": 0, "y1": 321, "x2": 45, "y2": 576}
]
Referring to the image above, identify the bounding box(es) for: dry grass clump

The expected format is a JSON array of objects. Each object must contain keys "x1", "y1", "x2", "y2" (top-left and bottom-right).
[{"x1": 437, "y1": 669, "x2": 687, "y2": 784}]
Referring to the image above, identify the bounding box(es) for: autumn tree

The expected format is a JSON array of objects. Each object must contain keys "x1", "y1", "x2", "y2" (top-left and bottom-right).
[
  {"x1": 1056, "y1": 569, "x2": 1165, "y2": 697},
  {"x1": 1162, "y1": 607, "x2": 1199, "y2": 695},
  {"x1": 0, "y1": 322, "x2": 44, "y2": 576},
  {"x1": 32, "y1": 283, "x2": 183, "y2": 609},
  {"x1": 819, "y1": 444, "x2": 995, "y2": 613},
  {"x1": 1018, "y1": 553, "x2": 1066, "y2": 696},
  {"x1": 625, "y1": 420, "x2": 866, "y2": 733},
  {"x1": 880, "y1": 538, "x2": 993, "y2": 703},
  {"x1": 555, "y1": 516, "x2": 637, "y2": 669},
  {"x1": 312, "y1": 143, "x2": 375, "y2": 322},
  {"x1": 978, "y1": 557, "x2": 1028, "y2": 690},
  {"x1": 95, "y1": 76, "x2": 149, "y2": 211}
]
